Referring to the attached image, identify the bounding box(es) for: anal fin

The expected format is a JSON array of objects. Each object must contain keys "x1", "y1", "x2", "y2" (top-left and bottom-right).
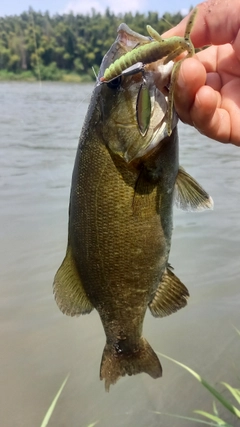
[
  {"x1": 148, "y1": 267, "x2": 189, "y2": 317},
  {"x1": 53, "y1": 245, "x2": 93, "y2": 316}
]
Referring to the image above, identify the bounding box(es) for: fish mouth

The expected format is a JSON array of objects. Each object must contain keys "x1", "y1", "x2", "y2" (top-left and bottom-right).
[
  {"x1": 130, "y1": 61, "x2": 178, "y2": 162},
  {"x1": 146, "y1": 59, "x2": 174, "y2": 92},
  {"x1": 103, "y1": 62, "x2": 178, "y2": 164},
  {"x1": 98, "y1": 25, "x2": 178, "y2": 163}
]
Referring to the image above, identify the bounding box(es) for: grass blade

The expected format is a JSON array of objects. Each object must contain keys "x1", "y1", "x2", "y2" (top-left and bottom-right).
[
  {"x1": 154, "y1": 411, "x2": 225, "y2": 425},
  {"x1": 194, "y1": 410, "x2": 229, "y2": 425},
  {"x1": 232, "y1": 326, "x2": 240, "y2": 337},
  {"x1": 87, "y1": 423, "x2": 99, "y2": 427},
  {"x1": 157, "y1": 353, "x2": 240, "y2": 419},
  {"x1": 221, "y1": 383, "x2": 240, "y2": 405},
  {"x1": 40, "y1": 374, "x2": 70, "y2": 427},
  {"x1": 212, "y1": 401, "x2": 219, "y2": 416}
]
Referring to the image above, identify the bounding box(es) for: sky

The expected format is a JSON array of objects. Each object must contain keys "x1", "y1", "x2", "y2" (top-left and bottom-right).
[{"x1": 0, "y1": 0, "x2": 199, "y2": 17}]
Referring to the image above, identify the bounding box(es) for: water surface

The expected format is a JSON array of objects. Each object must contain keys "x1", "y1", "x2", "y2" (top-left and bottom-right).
[{"x1": 0, "y1": 82, "x2": 239, "y2": 427}]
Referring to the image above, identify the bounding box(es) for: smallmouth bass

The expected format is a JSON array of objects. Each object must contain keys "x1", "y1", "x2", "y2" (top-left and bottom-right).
[{"x1": 53, "y1": 23, "x2": 213, "y2": 391}]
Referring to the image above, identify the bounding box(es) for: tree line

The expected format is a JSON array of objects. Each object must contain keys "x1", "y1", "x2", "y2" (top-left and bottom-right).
[{"x1": 0, "y1": 8, "x2": 186, "y2": 80}]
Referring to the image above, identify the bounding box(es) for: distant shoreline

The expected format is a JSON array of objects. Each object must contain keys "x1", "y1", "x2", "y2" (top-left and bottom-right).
[
  {"x1": 0, "y1": 70, "x2": 94, "y2": 83},
  {"x1": 0, "y1": 9, "x2": 184, "y2": 83}
]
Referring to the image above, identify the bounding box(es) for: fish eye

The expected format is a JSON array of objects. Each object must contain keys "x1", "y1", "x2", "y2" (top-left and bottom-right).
[{"x1": 106, "y1": 76, "x2": 122, "y2": 89}]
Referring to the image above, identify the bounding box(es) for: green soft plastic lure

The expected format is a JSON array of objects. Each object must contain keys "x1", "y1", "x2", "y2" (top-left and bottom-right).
[
  {"x1": 101, "y1": 8, "x2": 197, "y2": 136},
  {"x1": 101, "y1": 8, "x2": 197, "y2": 83}
]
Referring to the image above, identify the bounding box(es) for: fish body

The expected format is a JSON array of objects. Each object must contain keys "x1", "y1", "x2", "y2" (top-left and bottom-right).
[{"x1": 53, "y1": 24, "x2": 213, "y2": 391}]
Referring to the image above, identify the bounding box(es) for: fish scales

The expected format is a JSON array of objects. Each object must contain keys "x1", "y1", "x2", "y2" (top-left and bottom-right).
[
  {"x1": 72, "y1": 115, "x2": 173, "y2": 316},
  {"x1": 53, "y1": 16, "x2": 213, "y2": 390},
  {"x1": 72, "y1": 117, "x2": 177, "y2": 388}
]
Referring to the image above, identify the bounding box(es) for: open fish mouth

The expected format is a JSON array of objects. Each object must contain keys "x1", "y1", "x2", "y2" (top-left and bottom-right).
[
  {"x1": 99, "y1": 44, "x2": 178, "y2": 163},
  {"x1": 110, "y1": 61, "x2": 178, "y2": 163}
]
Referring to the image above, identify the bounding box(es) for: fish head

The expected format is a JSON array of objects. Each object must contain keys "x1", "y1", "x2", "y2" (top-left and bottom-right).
[{"x1": 97, "y1": 24, "x2": 178, "y2": 163}]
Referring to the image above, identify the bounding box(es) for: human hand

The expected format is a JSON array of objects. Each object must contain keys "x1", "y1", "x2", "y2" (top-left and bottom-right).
[{"x1": 163, "y1": 0, "x2": 240, "y2": 146}]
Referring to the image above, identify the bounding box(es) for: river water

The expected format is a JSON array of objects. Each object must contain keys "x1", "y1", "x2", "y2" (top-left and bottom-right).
[{"x1": 0, "y1": 82, "x2": 239, "y2": 427}]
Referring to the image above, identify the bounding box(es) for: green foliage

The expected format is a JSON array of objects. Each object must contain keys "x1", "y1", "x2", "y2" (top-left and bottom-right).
[
  {"x1": 0, "y1": 69, "x2": 35, "y2": 81},
  {"x1": 0, "y1": 8, "x2": 186, "y2": 80},
  {"x1": 156, "y1": 329, "x2": 240, "y2": 426},
  {"x1": 40, "y1": 372, "x2": 98, "y2": 427},
  {"x1": 33, "y1": 61, "x2": 64, "y2": 80},
  {"x1": 40, "y1": 374, "x2": 69, "y2": 427}
]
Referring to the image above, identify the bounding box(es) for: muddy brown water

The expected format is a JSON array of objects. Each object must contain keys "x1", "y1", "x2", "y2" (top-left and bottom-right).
[{"x1": 0, "y1": 82, "x2": 239, "y2": 426}]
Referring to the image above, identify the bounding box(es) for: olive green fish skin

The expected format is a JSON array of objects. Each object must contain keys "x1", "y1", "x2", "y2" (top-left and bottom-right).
[
  {"x1": 71, "y1": 88, "x2": 178, "y2": 333},
  {"x1": 54, "y1": 23, "x2": 213, "y2": 391},
  {"x1": 67, "y1": 75, "x2": 179, "y2": 388}
]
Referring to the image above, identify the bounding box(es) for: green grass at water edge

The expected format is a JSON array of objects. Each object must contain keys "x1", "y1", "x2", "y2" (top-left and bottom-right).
[
  {"x1": 156, "y1": 329, "x2": 240, "y2": 426},
  {"x1": 0, "y1": 70, "x2": 36, "y2": 81},
  {"x1": 40, "y1": 374, "x2": 69, "y2": 427},
  {"x1": 0, "y1": 69, "x2": 94, "y2": 83},
  {"x1": 40, "y1": 373, "x2": 99, "y2": 427}
]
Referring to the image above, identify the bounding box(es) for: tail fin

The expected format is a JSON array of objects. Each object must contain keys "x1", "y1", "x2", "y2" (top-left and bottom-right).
[{"x1": 100, "y1": 337, "x2": 162, "y2": 391}]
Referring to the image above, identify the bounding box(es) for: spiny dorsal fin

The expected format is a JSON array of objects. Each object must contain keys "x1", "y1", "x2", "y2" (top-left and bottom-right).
[
  {"x1": 53, "y1": 245, "x2": 93, "y2": 316},
  {"x1": 175, "y1": 166, "x2": 213, "y2": 211},
  {"x1": 148, "y1": 267, "x2": 189, "y2": 317}
]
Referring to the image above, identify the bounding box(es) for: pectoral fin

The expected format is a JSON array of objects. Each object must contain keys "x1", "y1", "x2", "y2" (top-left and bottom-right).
[
  {"x1": 133, "y1": 169, "x2": 157, "y2": 217},
  {"x1": 175, "y1": 166, "x2": 213, "y2": 211},
  {"x1": 53, "y1": 245, "x2": 93, "y2": 316},
  {"x1": 148, "y1": 267, "x2": 189, "y2": 317}
]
